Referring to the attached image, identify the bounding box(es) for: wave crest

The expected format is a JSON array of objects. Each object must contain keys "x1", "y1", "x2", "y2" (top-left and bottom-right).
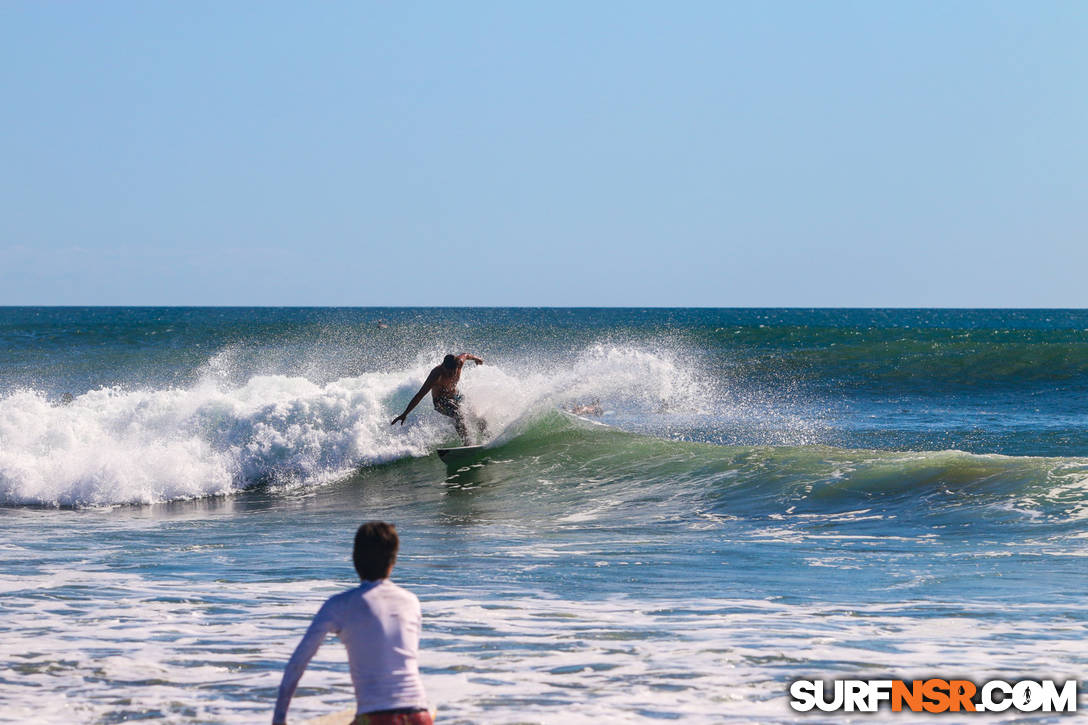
[{"x1": 0, "y1": 345, "x2": 712, "y2": 507}]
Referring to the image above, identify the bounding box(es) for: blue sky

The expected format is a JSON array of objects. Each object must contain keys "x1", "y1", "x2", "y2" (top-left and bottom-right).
[{"x1": 1, "y1": 1, "x2": 1085, "y2": 306}]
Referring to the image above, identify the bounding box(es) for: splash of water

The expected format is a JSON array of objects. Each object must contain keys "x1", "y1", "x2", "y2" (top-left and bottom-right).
[{"x1": 0, "y1": 345, "x2": 716, "y2": 507}]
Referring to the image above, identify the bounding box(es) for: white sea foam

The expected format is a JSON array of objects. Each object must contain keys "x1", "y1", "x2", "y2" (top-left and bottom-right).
[
  {"x1": 0, "y1": 373, "x2": 435, "y2": 506},
  {"x1": 0, "y1": 346, "x2": 714, "y2": 507},
  {"x1": 0, "y1": 566, "x2": 1084, "y2": 723}
]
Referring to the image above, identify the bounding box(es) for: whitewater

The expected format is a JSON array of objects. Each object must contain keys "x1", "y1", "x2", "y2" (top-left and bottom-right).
[
  {"x1": 0, "y1": 343, "x2": 715, "y2": 506},
  {"x1": 1, "y1": 307, "x2": 1086, "y2": 722}
]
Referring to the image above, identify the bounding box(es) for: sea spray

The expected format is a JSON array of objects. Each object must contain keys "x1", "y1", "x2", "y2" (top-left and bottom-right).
[
  {"x1": 0, "y1": 345, "x2": 722, "y2": 506},
  {"x1": 0, "y1": 374, "x2": 433, "y2": 506}
]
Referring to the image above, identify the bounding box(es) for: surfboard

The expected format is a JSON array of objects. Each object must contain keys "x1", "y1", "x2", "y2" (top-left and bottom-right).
[{"x1": 436, "y1": 444, "x2": 486, "y2": 463}]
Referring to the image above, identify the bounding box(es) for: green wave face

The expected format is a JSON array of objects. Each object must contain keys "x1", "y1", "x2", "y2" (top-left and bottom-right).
[{"x1": 440, "y1": 411, "x2": 1088, "y2": 537}]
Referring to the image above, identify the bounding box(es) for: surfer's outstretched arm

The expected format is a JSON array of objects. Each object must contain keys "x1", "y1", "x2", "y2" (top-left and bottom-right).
[
  {"x1": 458, "y1": 353, "x2": 484, "y2": 365},
  {"x1": 391, "y1": 368, "x2": 438, "y2": 425}
]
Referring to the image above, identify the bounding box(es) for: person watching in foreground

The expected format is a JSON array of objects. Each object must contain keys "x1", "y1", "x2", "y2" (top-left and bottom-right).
[{"x1": 272, "y1": 522, "x2": 432, "y2": 725}]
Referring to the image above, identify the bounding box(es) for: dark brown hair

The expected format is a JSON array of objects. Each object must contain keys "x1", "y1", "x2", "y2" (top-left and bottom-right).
[{"x1": 353, "y1": 521, "x2": 399, "y2": 581}]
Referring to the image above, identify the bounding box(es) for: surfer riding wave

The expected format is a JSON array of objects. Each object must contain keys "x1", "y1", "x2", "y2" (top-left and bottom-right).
[{"x1": 391, "y1": 353, "x2": 489, "y2": 444}]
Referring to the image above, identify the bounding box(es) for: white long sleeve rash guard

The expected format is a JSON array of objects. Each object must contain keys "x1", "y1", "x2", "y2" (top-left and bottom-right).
[{"x1": 273, "y1": 580, "x2": 428, "y2": 722}]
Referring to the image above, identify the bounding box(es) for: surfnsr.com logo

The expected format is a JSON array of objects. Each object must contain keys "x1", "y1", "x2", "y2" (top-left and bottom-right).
[{"x1": 789, "y1": 679, "x2": 1078, "y2": 713}]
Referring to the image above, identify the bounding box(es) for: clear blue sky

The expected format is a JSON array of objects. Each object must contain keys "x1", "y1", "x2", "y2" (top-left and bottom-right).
[{"x1": 1, "y1": 1, "x2": 1085, "y2": 306}]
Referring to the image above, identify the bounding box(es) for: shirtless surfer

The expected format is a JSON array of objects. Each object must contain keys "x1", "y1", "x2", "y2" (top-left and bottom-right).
[{"x1": 391, "y1": 353, "x2": 488, "y2": 444}]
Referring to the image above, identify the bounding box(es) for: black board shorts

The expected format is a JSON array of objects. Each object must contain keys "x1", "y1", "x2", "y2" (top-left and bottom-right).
[{"x1": 433, "y1": 394, "x2": 463, "y2": 418}]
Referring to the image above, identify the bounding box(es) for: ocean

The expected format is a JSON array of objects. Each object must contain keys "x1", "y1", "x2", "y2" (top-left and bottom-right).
[{"x1": 1, "y1": 307, "x2": 1085, "y2": 722}]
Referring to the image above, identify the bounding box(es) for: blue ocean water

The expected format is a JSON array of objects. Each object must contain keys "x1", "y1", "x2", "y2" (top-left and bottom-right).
[{"x1": 0, "y1": 308, "x2": 1085, "y2": 722}]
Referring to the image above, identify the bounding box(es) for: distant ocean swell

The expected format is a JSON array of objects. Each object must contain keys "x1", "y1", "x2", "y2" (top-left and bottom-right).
[{"x1": 712, "y1": 333, "x2": 1088, "y2": 389}]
